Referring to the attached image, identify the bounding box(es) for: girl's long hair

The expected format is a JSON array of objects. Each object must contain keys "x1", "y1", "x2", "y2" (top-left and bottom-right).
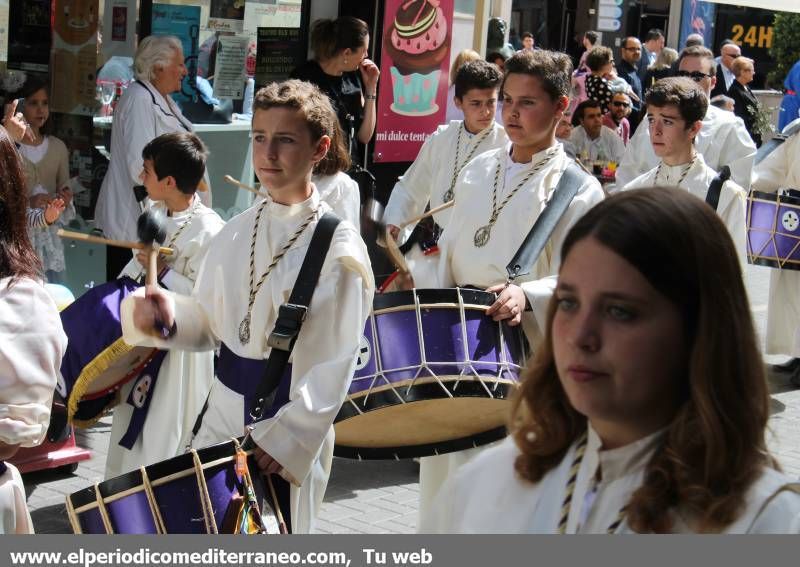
[{"x1": 511, "y1": 187, "x2": 773, "y2": 533}]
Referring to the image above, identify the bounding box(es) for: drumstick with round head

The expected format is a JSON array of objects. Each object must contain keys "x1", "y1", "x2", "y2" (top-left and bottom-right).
[
  {"x1": 223, "y1": 175, "x2": 269, "y2": 199},
  {"x1": 56, "y1": 229, "x2": 174, "y2": 256},
  {"x1": 137, "y1": 210, "x2": 168, "y2": 288},
  {"x1": 265, "y1": 475, "x2": 288, "y2": 534}
]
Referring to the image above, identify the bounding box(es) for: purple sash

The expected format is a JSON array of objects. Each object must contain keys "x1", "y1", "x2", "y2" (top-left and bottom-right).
[
  {"x1": 216, "y1": 343, "x2": 292, "y2": 426},
  {"x1": 118, "y1": 350, "x2": 169, "y2": 449}
]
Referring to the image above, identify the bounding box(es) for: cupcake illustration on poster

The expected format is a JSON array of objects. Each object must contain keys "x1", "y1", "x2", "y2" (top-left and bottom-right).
[{"x1": 383, "y1": 0, "x2": 450, "y2": 116}]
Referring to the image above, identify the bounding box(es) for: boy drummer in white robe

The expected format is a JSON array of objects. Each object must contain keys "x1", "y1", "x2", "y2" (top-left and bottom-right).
[
  {"x1": 122, "y1": 80, "x2": 374, "y2": 534},
  {"x1": 621, "y1": 77, "x2": 746, "y2": 262},
  {"x1": 105, "y1": 133, "x2": 225, "y2": 479},
  {"x1": 419, "y1": 50, "x2": 605, "y2": 524},
  {"x1": 615, "y1": 46, "x2": 756, "y2": 191},
  {"x1": 384, "y1": 60, "x2": 509, "y2": 286}
]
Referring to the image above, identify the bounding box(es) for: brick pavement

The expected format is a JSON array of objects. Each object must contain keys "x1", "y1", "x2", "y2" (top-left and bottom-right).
[{"x1": 23, "y1": 264, "x2": 800, "y2": 534}]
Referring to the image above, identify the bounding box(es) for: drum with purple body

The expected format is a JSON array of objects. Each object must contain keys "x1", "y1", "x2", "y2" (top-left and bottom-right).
[
  {"x1": 334, "y1": 288, "x2": 528, "y2": 459},
  {"x1": 59, "y1": 277, "x2": 159, "y2": 427},
  {"x1": 66, "y1": 438, "x2": 275, "y2": 534},
  {"x1": 747, "y1": 190, "x2": 800, "y2": 270}
]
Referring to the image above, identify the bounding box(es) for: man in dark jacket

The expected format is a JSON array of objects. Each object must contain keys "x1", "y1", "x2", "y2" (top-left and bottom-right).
[{"x1": 618, "y1": 36, "x2": 644, "y2": 131}]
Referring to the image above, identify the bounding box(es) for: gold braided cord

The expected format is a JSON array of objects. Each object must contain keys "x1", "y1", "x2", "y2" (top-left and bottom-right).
[
  {"x1": 443, "y1": 123, "x2": 494, "y2": 202},
  {"x1": 140, "y1": 466, "x2": 167, "y2": 534},
  {"x1": 192, "y1": 449, "x2": 218, "y2": 534}
]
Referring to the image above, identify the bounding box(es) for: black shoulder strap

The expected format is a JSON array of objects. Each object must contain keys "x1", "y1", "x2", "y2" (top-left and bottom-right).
[
  {"x1": 705, "y1": 165, "x2": 731, "y2": 212},
  {"x1": 249, "y1": 211, "x2": 342, "y2": 420},
  {"x1": 506, "y1": 160, "x2": 591, "y2": 280},
  {"x1": 755, "y1": 120, "x2": 800, "y2": 166}
]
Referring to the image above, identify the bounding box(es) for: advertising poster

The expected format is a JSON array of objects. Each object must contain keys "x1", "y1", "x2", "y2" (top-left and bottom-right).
[
  {"x1": 254, "y1": 27, "x2": 305, "y2": 89},
  {"x1": 680, "y1": 0, "x2": 717, "y2": 50},
  {"x1": 7, "y1": 0, "x2": 51, "y2": 72},
  {"x1": 374, "y1": 0, "x2": 454, "y2": 163},
  {"x1": 243, "y1": 0, "x2": 302, "y2": 41},
  {"x1": 152, "y1": 3, "x2": 201, "y2": 104},
  {"x1": 50, "y1": 0, "x2": 100, "y2": 115},
  {"x1": 0, "y1": 1, "x2": 8, "y2": 64},
  {"x1": 213, "y1": 35, "x2": 249, "y2": 99},
  {"x1": 101, "y1": 0, "x2": 137, "y2": 59},
  {"x1": 208, "y1": 0, "x2": 245, "y2": 33}
]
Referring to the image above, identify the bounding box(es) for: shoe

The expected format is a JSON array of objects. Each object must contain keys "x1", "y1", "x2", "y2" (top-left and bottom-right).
[{"x1": 772, "y1": 358, "x2": 800, "y2": 373}]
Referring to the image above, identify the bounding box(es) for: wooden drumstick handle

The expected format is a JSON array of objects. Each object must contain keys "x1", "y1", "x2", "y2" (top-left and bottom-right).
[
  {"x1": 146, "y1": 246, "x2": 158, "y2": 287},
  {"x1": 57, "y1": 229, "x2": 174, "y2": 256},
  {"x1": 266, "y1": 474, "x2": 288, "y2": 534},
  {"x1": 398, "y1": 199, "x2": 455, "y2": 230},
  {"x1": 223, "y1": 175, "x2": 269, "y2": 199}
]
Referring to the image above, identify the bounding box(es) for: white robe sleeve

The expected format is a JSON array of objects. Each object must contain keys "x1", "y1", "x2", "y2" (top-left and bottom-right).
[
  {"x1": 249, "y1": 251, "x2": 373, "y2": 485},
  {"x1": 0, "y1": 278, "x2": 66, "y2": 447},
  {"x1": 752, "y1": 135, "x2": 793, "y2": 193},
  {"x1": 384, "y1": 126, "x2": 443, "y2": 244},
  {"x1": 718, "y1": 180, "x2": 748, "y2": 266},
  {"x1": 161, "y1": 215, "x2": 225, "y2": 295},
  {"x1": 717, "y1": 119, "x2": 756, "y2": 190},
  {"x1": 615, "y1": 119, "x2": 653, "y2": 190}
]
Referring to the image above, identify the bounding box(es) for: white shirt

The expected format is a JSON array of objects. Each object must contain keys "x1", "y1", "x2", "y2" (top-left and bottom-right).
[
  {"x1": 95, "y1": 80, "x2": 211, "y2": 241},
  {"x1": 106, "y1": 197, "x2": 225, "y2": 479},
  {"x1": 615, "y1": 104, "x2": 756, "y2": 191},
  {"x1": 622, "y1": 154, "x2": 747, "y2": 264},
  {"x1": 569, "y1": 125, "x2": 626, "y2": 164},
  {"x1": 121, "y1": 189, "x2": 374, "y2": 533},
  {"x1": 423, "y1": 427, "x2": 800, "y2": 533},
  {"x1": 384, "y1": 120, "x2": 509, "y2": 244},
  {"x1": 436, "y1": 144, "x2": 604, "y2": 344}
]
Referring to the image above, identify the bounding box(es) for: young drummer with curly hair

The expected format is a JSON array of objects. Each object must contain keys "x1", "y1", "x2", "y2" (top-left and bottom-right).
[{"x1": 424, "y1": 188, "x2": 800, "y2": 533}]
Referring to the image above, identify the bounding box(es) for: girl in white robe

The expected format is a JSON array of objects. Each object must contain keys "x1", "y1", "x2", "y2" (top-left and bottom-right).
[
  {"x1": 121, "y1": 81, "x2": 374, "y2": 534},
  {"x1": 752, "y1": 120, "x2": 800, "y2": 363},
  {"x1": 105, "y1": 133, "x2": 224, "y2": 479},
  {"x1": 420, "y1": 51, "x2": 605, "y2": 525},
  {"x1": 424, "y1": 188, "x2": 800, "y2": 533},
  {"x1": 0, "y1": 126, "x2": 67, "y2": 534}
]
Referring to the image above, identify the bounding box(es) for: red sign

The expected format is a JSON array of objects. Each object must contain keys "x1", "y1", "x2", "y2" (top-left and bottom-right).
[{"x1": 374, "y1": 0, "x2": 454, "y2": 163}]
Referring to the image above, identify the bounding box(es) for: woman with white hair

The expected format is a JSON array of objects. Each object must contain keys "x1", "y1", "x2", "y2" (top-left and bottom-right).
[{"x1": 95, "y1": 35, "x2": 211, "y2": 280}]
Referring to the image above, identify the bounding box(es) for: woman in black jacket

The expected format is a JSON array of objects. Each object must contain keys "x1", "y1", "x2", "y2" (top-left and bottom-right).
[{"x1": 728, "y1": 56, "x2": 762, "y2": 147}]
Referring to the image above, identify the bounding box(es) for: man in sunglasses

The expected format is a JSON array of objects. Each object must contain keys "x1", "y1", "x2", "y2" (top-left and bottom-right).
[
  {"x1": 710, "y1": 40, "x2": 741, "y2": 99},
  {"x1": 615, "y1": 45, "x2": 755, "y2": 191},
  {"x1": 603, "y1": 91, "x2": 632, "y2": 144}
]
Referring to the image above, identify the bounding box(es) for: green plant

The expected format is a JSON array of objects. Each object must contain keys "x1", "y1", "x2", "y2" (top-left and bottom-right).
[{"x1": 768, "y1": 13, "x2": 800, "y2": 87}]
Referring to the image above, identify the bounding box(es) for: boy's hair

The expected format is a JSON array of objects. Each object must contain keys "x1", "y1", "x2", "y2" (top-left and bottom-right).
[
  {"x1": 521, "y1": 32, "x2": 533, "y2": 40},
  {"x1": 454, "y1": 60, "x2": 503, "y2": 99},
  {"x1": 141, "y1": 132, "x2": 208, "y2": 195},
  {"x1": 502, "y1": 49, "x2": 573, "y2": 102},
  {"x1": 678, "y1": 45, "x2": 717, "y2": 75},
  {"x1": 584, "y1": 30, "x2": 599, "y2": 45},
  {"x1": 585, "y1": 46, "x2": 613, "y2": 72},
  {"x1": 253, "y1": 79, "x2": 339, "y2": 144},
  {"x1": 645, "y1": 77, "x2": 708, "y2": 128},
  {"x1": 571, "y1": 99, "x2": 601, "y2": 126}
]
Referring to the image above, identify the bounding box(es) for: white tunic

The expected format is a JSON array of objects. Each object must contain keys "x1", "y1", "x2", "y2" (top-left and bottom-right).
[
  {"x1": 121, "y1": 189, "x2": 374, "y2": 533},
  {"x1": 384, "y1": 121, "x2": 509, "y2": 244},
  {"x1": 422, "y1": 144, "x2": 604, "y2": 525},
  {"x1": 622, "y1": 154, "x2": 747, "y2": 264},
  {"x1": 95, "y1": 80, "x2": 211, "y2": 242},
  {"x1": 310, "y1": 172, "x2": 361, "y2": 230},
  {"x1": 752, "y1": 124, "x2": 800, "y2": 355},
  {"x1": 568, "y1": 125, "x2": 625, "y2": 164},
  {"x1": 105, "y1": 197, "x2": 225, "y2": 479},
  {"x1": 615, "y1": 104, "x2": 757, "y2": 191},
  {"x1": 422, "y1": 428, "x2": 800, "y2": 533},
  {"x1": 0, "y1": 277, "x2": 67, "y2": 534}
]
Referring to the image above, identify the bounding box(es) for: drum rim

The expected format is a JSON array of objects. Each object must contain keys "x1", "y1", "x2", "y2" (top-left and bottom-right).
[
  {"x1": 373, "y1": 288, "x2": 496, "y2": 311},
  {"x1": 749, "y1": 189, "x2": 800, "y2": 206}
]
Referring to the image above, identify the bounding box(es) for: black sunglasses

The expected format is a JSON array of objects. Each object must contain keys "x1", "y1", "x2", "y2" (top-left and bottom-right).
[
  {"x1": 612, "y1": 101, "x2": 630, "y2": 108},
  {"x1": 677, "y1": 70, "x2": 714, "y2": 82}
]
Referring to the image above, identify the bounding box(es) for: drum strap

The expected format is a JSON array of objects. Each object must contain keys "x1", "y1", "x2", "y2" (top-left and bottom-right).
[
  {"x1": 705, "y1": 165, "x2": 731, "y2": 212},
  {"x1": 755, "y1": 120, "x2": 800, "y2": 166},
  {"x1": 506, "y1": 161, "x2": 591, "y2": 281}
]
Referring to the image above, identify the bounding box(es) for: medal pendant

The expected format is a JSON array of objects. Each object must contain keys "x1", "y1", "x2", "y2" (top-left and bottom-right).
[
  {"x1": 239, "y1": 313, "x2": 252, "y2": 345},
  {"x1": 474, "y1": 225, "x2": 492, "y2": 247},
  {"x1": 443, "y1": 188, "x2": 454, "y2": 203}
]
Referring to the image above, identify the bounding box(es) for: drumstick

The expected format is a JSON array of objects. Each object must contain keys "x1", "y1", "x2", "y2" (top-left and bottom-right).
[
  {"x1": 57, "y1": 229, "x2": 175, "y2": 256},
  {"x1": 266, "y1": 474, "x2": 288, "y2": 534},
  {"x1": 398, "y1": 199, "x2": 455, "y2": 230},
  {"x1": 223, "y1": 175, "x2": 269, "y2": 199}
]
